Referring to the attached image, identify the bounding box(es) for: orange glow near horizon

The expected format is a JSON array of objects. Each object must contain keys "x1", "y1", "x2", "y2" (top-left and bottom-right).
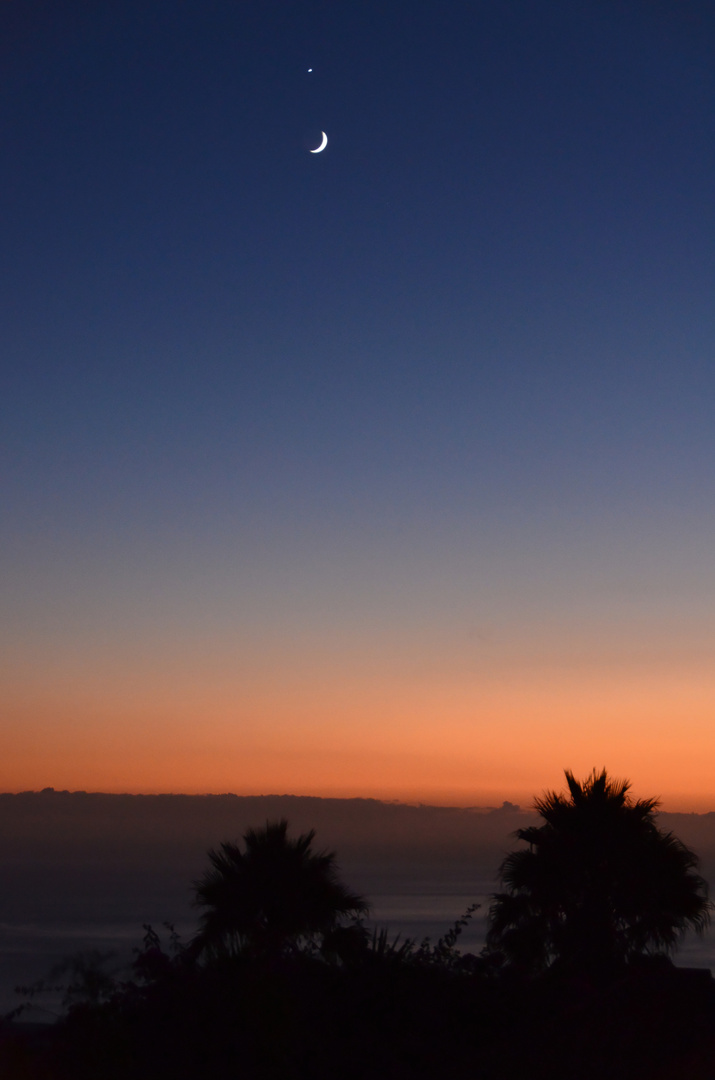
[{"x1": 4, "y1": 655, "x2": 715, "y2": 813}]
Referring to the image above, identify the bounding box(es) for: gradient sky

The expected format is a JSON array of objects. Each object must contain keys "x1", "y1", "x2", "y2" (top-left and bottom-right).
[{"x1": 2, "y1": 0, "x2": 715, "y2": 808}]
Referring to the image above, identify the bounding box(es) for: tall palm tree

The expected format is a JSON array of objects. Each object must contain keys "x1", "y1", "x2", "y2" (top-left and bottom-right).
[
  {"x1": 192, "y1": 819, "x2": 368, "y2": 960},
  {"x1": 486, "y1": 769, "x2": 711, "y2": 978}
]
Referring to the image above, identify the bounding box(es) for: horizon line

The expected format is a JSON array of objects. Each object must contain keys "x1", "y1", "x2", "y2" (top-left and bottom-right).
[{"x1": 3, "y1": 787, "x2": 713, "y2": 815}]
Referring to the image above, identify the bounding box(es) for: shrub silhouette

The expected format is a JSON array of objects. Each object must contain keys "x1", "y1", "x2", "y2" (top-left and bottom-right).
[
  {"x1": 8, "y1": 799, "x2": 715, "y2": 1079},
  {"x1": 486, "y1": 768, "x2": 711, "y2": 978},
  {"x1": 192, "y1": 818, "x2": 368, "y2": 960}
]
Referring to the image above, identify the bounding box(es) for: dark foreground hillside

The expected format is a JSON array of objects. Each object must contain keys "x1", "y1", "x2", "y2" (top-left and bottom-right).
[
  {"x1": 2, "y1": 951, "x2": 715, "y2": 1080},
  {"x1": 4, "y1": 775, "x2": 715, "y2": 1078}
]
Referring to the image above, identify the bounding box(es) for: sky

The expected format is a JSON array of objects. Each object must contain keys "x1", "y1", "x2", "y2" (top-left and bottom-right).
[{"x1": 2, "y1": 0, "x2": 715, "y2": 809}]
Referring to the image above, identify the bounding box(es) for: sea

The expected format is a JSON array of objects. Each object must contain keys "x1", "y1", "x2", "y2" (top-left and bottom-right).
[
  {"x1": 0, "y1": 887, "x2": 490, "y2": 1021},
  {"x1": 4, "y1": 792, "x2": 715, "y2": 1022},
  {"x1": 4, "y1": 887, "x2": 715, "y2": 1023}
]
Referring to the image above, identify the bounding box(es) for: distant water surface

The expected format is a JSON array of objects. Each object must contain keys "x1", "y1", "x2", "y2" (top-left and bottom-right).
[
  {"x1": 4, "y1": 890, "x2": 715, "y2": 1020},
  {"x1": 0, "y1": 890, "x2": 487, "y2": 1018},
  {"x1": 3, "y1": 793, "x2": 715, "y2": 1018}
]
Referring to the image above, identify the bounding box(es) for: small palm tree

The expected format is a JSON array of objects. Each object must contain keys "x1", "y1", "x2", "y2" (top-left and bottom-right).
[
  {"x1": 192, "y1": 819, "x2": 368, "y2": 960},
  {"x1": 486, "y1": 769, "x2": 711, "y2": 978}
]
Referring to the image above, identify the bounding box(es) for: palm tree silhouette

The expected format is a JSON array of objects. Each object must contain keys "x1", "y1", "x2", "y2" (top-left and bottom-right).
[
  {"x1": 486, "y1": 768, "x2": 711, "y2": 978},
  {"x1": 192, "y1": 819, "x2": 368, "y2": 960}
]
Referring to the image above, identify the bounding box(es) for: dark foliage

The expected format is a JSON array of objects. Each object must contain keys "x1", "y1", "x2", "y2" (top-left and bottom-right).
[
  {"x1": 7, "y1": 943, "x2": 715, "y2": 1080},
  {"x1": 5, "y1": 801, "x2": 715, "y2": 1079},
  {"x1": 486, "y1": 769, "x2": 711, "y2": 979},
  {"x1": 192, "y1": 819, "x2": 368, "y2": 960}
]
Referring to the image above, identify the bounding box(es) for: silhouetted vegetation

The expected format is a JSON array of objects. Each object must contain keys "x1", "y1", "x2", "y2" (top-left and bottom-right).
[
  {"x1": 4, "y1": 777, "x2": 715, "y2": 1079},
  {"x1": 191, "y1": 819, "x2": 369, "y2": 961},
  {"x1": 486, "y1": 768, "x2": 712, "y2": 981}
]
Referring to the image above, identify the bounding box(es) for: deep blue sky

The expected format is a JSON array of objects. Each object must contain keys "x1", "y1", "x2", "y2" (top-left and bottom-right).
[{"x1": 2, "y1": 1, "x2": 715, "y2": 803}]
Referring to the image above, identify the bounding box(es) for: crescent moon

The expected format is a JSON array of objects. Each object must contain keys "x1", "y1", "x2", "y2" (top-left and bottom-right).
[{"x1": 310, "y1": 131, "x2": 328, "y2": 153}]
